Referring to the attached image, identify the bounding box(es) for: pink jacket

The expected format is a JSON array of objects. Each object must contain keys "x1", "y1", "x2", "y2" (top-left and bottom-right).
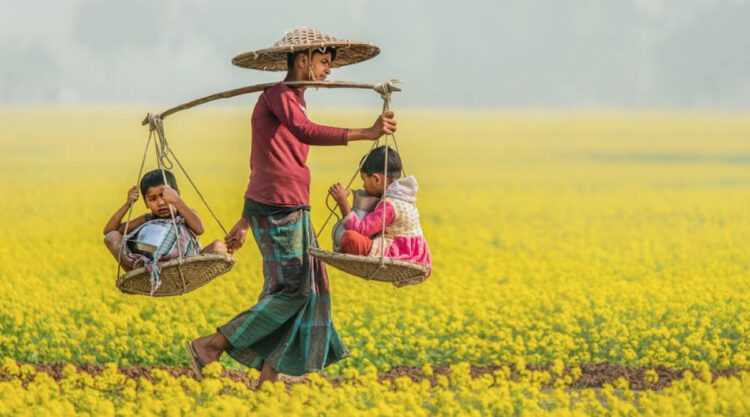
[{"x1": 343, "y1": 176, "x2": 432, "y2": 276}]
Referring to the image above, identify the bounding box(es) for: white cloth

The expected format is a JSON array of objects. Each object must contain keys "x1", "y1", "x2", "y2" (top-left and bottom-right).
[{"x1": 385, "y1": 176, "x2": 418, "y2": 203}]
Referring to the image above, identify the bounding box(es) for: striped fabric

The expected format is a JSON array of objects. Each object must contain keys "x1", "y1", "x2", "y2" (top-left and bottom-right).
[
  {"x1": 218, "y1": 208, "x2": 349, "y2": 376},
  {"x1": 122, "y1": 217, "x2": 201, "y2": 295}
]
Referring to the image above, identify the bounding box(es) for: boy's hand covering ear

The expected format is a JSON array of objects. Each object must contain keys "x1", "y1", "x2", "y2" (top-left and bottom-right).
[{"x1": 161, "y1": 186, "x2": 181, "y2": 205}]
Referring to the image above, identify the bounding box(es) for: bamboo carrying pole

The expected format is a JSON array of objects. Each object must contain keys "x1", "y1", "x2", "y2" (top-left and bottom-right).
[{"x1": 141, "y1": 80, "x2": 401, "y2": 125}]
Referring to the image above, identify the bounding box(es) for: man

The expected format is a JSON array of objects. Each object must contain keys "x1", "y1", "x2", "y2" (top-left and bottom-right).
[{"x1": 187, "y1": 28, "x2": 394, "y2": 385}]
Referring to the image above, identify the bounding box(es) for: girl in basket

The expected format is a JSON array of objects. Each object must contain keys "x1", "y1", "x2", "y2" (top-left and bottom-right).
[{"x1": 328, "y1": 146, "x2": 432, "y2": 286}]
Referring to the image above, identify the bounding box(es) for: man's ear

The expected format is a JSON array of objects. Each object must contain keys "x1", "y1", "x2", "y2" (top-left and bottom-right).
[{"x1": 296, "y1": 53, "x2": 308, "y2": 70}]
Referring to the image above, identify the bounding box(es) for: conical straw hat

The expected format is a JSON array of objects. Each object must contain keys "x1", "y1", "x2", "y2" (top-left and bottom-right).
[{"x1": 232, "y1": 27, "x2": 380, "y2": 71}]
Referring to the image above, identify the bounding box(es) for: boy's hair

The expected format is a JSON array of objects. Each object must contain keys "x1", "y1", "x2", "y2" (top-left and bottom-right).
[
  {"x1": 286, "y1": 47, "x2": 337, "y2": 70},
  {"x1": 360, "y1": 146, "x2": 402, "y2": 180},
  {"x1": 140, "y1": 169, "x2": 179, "y2": 197}
]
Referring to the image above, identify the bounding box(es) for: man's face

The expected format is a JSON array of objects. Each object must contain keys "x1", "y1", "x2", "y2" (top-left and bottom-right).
[
  {"x1": 143, "y1": 185, "x2": 174, "y2": 218},
  {"x1": 309, "y1": 52, "x2": 332, "y2": 81}
]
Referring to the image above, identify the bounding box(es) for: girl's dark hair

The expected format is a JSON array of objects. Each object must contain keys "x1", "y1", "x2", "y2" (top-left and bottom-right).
[
  {"x1": 360, "y1": 146, "x2": 402, "y2": 179},
  {"x1": 140, "y1": 169, "x2": 179, "y2": 197},
  {"x1": 286, "y1": 47, "x2": 337, "y2": 70}
]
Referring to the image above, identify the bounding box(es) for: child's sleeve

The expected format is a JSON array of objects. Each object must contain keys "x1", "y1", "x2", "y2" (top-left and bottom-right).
[{"x1": 343, "y1": 201, "x2": 396, "y2": 236}]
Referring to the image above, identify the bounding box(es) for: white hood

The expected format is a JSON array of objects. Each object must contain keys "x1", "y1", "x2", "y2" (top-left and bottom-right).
[{"x1": 385, "y1": 175, "x2": 418, "y2": 203}]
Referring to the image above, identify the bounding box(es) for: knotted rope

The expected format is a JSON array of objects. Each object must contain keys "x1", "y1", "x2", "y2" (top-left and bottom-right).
[
  {"x1": 149, "y1": 114, "x2": 186, "y2": 293},
  {"x1": 368, "y1": 80, "x2": 399, "y2": 280},
  {"x1": 148, "y1": 114, "x2": 228, "y2": 236},
  {"x1": 314, "y1": 80, "x2": 403, "y2": 240},
  {"x1": 116, "y1": 130, "x2": 153, "y2": 284},
  {"x1": 313, "y1": 79, "x2": 404, "y2": 280},
  {"x1": 373, "y1": 79, "x2": 405, "y2": 176},
  {"x1": 116, "y1": 114, "x2": 230, "y2": 294}
]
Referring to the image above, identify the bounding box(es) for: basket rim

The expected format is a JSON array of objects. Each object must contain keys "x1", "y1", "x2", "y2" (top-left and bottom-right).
[
  {"x1": 118, "y1": 253, "x2": 236, "y2": 280},
  {"x1": 308, "y1": 248, "x2": 429, "y2": 273}
]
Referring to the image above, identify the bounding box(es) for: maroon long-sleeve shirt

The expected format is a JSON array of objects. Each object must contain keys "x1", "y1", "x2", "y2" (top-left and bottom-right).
[{"x1": 245, "y1": 82, "x2": 349, "y2": 207}]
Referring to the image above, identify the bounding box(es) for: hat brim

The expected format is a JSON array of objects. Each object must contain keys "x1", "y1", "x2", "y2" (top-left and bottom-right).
[{"x1": 232, "y1": 42, "x2": 380, "y2": 71}]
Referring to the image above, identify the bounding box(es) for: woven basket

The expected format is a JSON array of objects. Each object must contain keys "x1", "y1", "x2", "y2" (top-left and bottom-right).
[
  {"x1": 308, "y1": 248, "x2": 427, "y2": 286},
  {"x1": 232, "y1": 27, "x2": 380, "y2": 71},
  {"x1": 116, "y1": 253, "x2": 236, "y2": 297}
]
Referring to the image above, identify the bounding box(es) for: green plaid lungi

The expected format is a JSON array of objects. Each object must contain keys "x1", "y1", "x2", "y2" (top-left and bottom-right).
[{"x1": 218, "y1": 202, "x2": 349, "y2": 376}]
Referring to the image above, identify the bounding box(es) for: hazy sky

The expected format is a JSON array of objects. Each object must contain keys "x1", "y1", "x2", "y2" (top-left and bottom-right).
[{"x1": 2, "y1": 0, "x2": 749, "y2": 108}]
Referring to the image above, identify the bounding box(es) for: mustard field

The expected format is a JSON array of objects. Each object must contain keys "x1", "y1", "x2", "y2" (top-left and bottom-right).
[{"x1": 0, "y1": 108, "x2": 748, "y2": 415}]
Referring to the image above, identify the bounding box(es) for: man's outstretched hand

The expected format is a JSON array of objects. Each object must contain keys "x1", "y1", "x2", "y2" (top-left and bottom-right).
[
  {"x1": 225, "y1": 217, "x2": 250, "y2": 254},
  {"x1": 369, "y1": 110, "x2": 397, "y2": 139},
  {"x1": 346, "y1": 111, "x2": 397, "y2": 142}
]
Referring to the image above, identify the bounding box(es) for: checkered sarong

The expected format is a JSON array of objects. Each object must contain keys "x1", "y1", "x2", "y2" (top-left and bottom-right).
[{"x1": 218, "y1": 207, "x2": 349, "y2": 376}]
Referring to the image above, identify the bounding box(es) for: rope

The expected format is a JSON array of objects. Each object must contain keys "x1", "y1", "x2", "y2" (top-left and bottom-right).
[
  {"x1": 116, "y1": 130, "x2": 154, "y2": 282},
  {"x1": 155, "y1": 114, "x2": 228, "y2": 226},
  {"x1": 308, "y1": 50, "x2": 314, "y2": 82},
  {"x1": 312, "y1": 79, "x2": 405, "y2": 280},
  {"x1": 148, "y1": 114, "x2": 228, "y2": 236},
  {"x1": 314, "y1": 139, "x2": 379, "y2": 239},
  {"x1": 118, "y1": 113, "x2": 231, "y2": 294},
  {"x1": 167, "y1": 148, "x2": 229, "y2": 236},
  {"x1": 366, "y1": 93, "x2": 391, "y2": 280},
  {"x1": 149, "y1": 115, "x2": 174, "y2": 170},
  {"x1": 149, "y1": 114, "x2": 187, "y2": 293},
  {"x1": 366, "y1": 81, "x2": 406, "y2": 279},
  {"x1": 366, "y1": 135, "x2": 389, "y2": 280},
  {"x1": 314, "y1": 79, "x2": 403, "y2": 240},
  {"x1": 372, "y1": 79, "x2": 405, "y2": 176}
]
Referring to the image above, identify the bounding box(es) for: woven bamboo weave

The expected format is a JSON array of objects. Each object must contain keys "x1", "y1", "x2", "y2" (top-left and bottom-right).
[
  {"x1": 116, "y1": 254, "x2": 236, "y2": 297},
  {"x1": 308, "y1": 248, "x2": 427, "y2": 285},
  {"x1": 233, "y1": 27, "x2": 380, "y2": 71}
]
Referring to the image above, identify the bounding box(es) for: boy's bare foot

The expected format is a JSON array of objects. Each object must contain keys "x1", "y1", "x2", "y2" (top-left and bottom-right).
[
  {"x1": 104, "y1": 231, "x2": 136, "y2": 271},
  {"x1": 191, "y1": 332, "x2": 230, "y2": 365},
  {"x1": 201, "y1": 239, "x2": 228, "y2": 255}
]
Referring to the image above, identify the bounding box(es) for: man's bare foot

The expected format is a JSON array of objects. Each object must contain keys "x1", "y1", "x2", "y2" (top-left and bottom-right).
[
  {"x1": 257, "y1": 362, "x2": 280, "y2": 387},
  {"x1": 191, "y1": 332, "x2": 230, "y2": 365}
]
